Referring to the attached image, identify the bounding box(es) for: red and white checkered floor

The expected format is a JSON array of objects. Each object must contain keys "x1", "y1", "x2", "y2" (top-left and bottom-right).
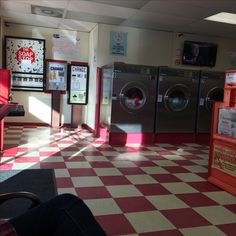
[{"x1": 1, "y1": 126, "x2": 236, "y2": 236}]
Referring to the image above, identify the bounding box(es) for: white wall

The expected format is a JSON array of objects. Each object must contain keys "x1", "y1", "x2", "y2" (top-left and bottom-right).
[
  {"x1": 84, "y1": 23, "x2": 236, "y2": 130},
  {"x1": 85, "y1": 25, "x2": 99, "y2": 129},
  {"x1": 3, "y1": 23, "x2": 90, "y2": 124},
  {"x1": 3, "y1": 22, "x2": 236, "y2": 128},
  {"x1": 97, "y1": 24, "x2": 173, "y2": 67}
]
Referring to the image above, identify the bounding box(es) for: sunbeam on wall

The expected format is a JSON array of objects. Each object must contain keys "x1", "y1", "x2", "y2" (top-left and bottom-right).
[{"x1": 29, "y1": 96, "x2": 51, "y2": 123}]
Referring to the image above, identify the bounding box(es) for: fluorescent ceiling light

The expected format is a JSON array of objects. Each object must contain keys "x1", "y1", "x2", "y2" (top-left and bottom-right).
[{"x1": 205, "y1": 12, "x2": 236, "y2": 25}]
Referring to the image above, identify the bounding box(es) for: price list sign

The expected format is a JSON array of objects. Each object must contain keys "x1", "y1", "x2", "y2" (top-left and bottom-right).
[{"x1": 68, "y1": 64, "x2": 89, "y2": 105}]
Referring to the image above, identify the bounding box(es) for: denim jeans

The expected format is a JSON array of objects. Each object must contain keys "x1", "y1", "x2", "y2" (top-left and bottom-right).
[{"x1": 9, "y1": 194, "x2": 107, "y2": 236}]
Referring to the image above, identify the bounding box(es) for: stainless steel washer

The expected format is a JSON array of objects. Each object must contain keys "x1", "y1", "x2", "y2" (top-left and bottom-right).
[
  {"x1": 196, "y1": 71, "x2": 225, "y2": 133},
  {"x1": 155, "y1": 67, "x2": 200, "y2": 133},
  {"x1": 100, "y1": 62, "x2": 158, "y2": 133}
]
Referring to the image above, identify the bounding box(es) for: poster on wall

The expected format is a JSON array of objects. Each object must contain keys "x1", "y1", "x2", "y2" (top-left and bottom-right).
[
  {"x1": 52, "y1": 32, "x2": 80, "y2": 60},
  {"x1": 68, "y1": 64, "x2": 89, "y2": 105},
  {"x1": 5, "y1": 36, "x2": 45, "y2": 91},
  {"x1": 46, "y1": 60, "x2": 67, "y2": 91},
  {"x1": 109, "y1": 31, "x2": 128, "y2": 56}
]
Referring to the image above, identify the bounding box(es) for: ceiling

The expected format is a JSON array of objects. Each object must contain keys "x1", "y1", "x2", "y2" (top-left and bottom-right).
[{"x1": 1, "y1": 0, "x2": 236, "y2": 39}]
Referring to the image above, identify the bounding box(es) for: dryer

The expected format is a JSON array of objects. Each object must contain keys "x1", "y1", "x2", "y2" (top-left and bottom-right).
[
  {"x1": 155, "y1": 67, "x2": 200, "y2": 133},
  {"x1": 196, "y1": 71, "x2": 225, "y2": 133},
  {"x1": 100, "y1": 62, "x2": 158, "y2": 134}
]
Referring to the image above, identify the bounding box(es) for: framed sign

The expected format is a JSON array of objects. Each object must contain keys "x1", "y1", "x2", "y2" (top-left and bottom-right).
[
  {"x1": 5, "y1": 36, "x2": 45, "y2": 91},
  {"x1": 46, "y1": 60, "x2": 67, "y2": 91},
  {"x1": 109, "y1": 31, "x2": 128, "y2": 56},
  {"x1": 68, "y1": 64, "x2": 89, "y2": 105}
]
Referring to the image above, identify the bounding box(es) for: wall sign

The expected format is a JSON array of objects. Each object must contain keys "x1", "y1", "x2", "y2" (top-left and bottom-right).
[
  {"x1": 109, "y1": 31, "x2": 128, "y2": 56},
  {"x1": 5, "y1": 36, "x2": 45, "y2": 91},
  {"x1": 68, "y1": 64, "x2": 89, "y2": 105},
  {"x1": 46, "y1": 60, "x2": 67, "y2": 91}
]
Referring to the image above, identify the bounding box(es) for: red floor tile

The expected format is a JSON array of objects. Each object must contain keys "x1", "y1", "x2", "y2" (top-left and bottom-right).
[
  {"x1": 115, "y1": 196, "x2": 156, "y2": 213},
  {"x1": 82, "y1": 151, "x2": 103, "y2": 156},
  {"x1": 140, "y1": 229, "x2": 184, "y2": 236},
  {"x1": 161, "y1": 208, "x2": 211, "y2": 228},
  {"x1": 132, "y1": 161, "x2": 156, "y2": 167},
  {"x1": 0, "y1": 163, "x2": 13, "y2": 170},
  {"x1": 56, "y1": 177, "x2": 74, "y2": 188},
  {"x1": 177, "y1": 193, "x2": 218, "y2": 207},
  {"x1": 188, "y1": 181, "x2": 222, "y2": 192},
  {"x1": 63, "y1": 156, "x2": 87, "y2": 162},
  {"x1": 118, "y1": 167, "x2": 145, "y2": 175},
  {"x1": 89, "y1": 161, "x2": 115, "y2": 168},
  {"x1": 96, "y1": 214, "x2": 136, "y2": 235},
  {"x1": 151, "y1": 174, "x2": 182, "y2": 183},
  {"x1": 76, "y1": 186, "x2": 112, "y2": 199},
  {"x1": 99, "y1": 176, "x2": 131, "y2": 185},
  {"x1": 224, "y1": 204, "x2": 236, "y2": 214},
  {"x1": 136, "y1": 183, "x2": 171, "y2": 195},
  {"x1": 163, "y1": 166, "x2": 190, "y2": 173},
  {"x1": 217, "y1": 223, "x2": 236, "y2": 236},
  {"x1": 68, "y1": 168, "x2": 97, "y2": 177},
  {"x1": 14, "y1": 157, "x2": 40, "y2": 163},
  {"x1": 173, "y1": 160, "x2": 195, "y2": 165}
]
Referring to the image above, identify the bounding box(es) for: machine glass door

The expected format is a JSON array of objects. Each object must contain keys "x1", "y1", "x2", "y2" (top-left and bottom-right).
[
  {"x1": 206, "y1": 87, "x2": 224, "y2": 111},
  {"x1": 164, "y1": 84, "x2": 190, "y2": 112},
  {"x1": 119, "y1": 82, "x2": 147, "y2": 113}
]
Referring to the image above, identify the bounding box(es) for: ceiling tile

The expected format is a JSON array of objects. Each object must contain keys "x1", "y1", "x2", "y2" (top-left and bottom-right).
[
  {"x1": 127, "y1": 11, "x2": 195, "y2": 27},
  {"x1": 66, "y1": 10, "x2": 125, "y2": 25},
  {"x1": 0, "y1": 1, "x2": 31, "y2": 13},
  {"x1": 86, "y1": 0, "x2": 150, "y2": 9},
  {"x1": 179, "y1": 0, "x2": 236, "y2": 12},
  {"x1": 59, "y1": 19, "x2": 97, "y2": 32},
  {"x1": 3, "y1": 13, "x2": 61, "y2": 28},
  {"x1": 3, "y1": 0, "x2": 69, "y2": 9},
  {"x1": 67, "y1": 0, "x2": 137, "y2": 19},
  {"x1": 142, "y1": 0, "x2": 218, "y2": 19}
]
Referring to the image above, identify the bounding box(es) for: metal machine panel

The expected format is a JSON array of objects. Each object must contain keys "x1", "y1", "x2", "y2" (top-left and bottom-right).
[
  {"x1": 100, "y1": 62, "x2": 158, "y2": 133},
  {"x1": 196, "y1": 71, "x2": 225, "y2": 133},
  {"x1": 155, "y1": 67, "x2": 200, "y2": 133}
]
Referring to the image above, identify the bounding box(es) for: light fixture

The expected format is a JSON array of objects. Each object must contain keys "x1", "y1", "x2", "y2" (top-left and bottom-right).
[
  {"x1": 31, "y1": 5, "x2": 64, "y2": 18},
  {"x1": 205, "y1": 12, "x2": 236, "y2": 25}
]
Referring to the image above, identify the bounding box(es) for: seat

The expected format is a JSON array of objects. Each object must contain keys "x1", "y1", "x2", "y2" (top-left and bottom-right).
[
  {"x1": 0, "y1": 192, "x2": 41, "y2": 219},
  {"x1": 0, "y1": 192, "x2": 41, "y2": 209}
]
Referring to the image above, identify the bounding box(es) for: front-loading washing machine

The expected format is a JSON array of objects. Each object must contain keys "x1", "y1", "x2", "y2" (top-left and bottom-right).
[
  {"x1": 99, "y1": 62, "x2": 158, "y2": 137},
  {"x1": 155, "y1": 67, "x2": 200, "y2": 133},
  {"x1": 196, "y1": 71, "x2": 225, "y2": 133}
]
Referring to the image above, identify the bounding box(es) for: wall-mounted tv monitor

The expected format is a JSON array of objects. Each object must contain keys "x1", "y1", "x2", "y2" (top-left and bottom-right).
[{"x1": 182, "y1": 41, "x2": 217, "y2": 67}]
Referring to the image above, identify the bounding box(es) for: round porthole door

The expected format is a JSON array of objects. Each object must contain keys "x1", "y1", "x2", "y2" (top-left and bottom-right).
[
  {"x1": 164, "y1": 84, "x2": 191, "y2": 112},
  {"x1": 205, "y1": 87, "x2": 224, "y2": 111},
  {"x1": 119, "y1": 82, "x2": 147, "y2": 113}
]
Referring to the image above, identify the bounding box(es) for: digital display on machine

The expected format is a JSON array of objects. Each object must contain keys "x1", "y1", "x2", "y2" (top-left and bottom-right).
[
  {"x1": 68, "y1": 64, "x2": 89, "y2": 105},
  {"x1": 5, "y1": 36, "x2": 45, "y2": 91}
]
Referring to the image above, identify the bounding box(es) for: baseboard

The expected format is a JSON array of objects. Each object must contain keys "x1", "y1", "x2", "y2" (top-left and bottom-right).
[{"x1": 82, "y1": 123, "x2": 96, "y2": 134}]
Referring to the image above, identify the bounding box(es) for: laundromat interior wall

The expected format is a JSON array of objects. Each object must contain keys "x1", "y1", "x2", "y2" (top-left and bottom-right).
[
  {"x1": 3, "y1": 23, "x2": 90, "y2": 125},
  {"x1": 2, "y1": 22, "x2": 236, "y2": 128},
  {"x1": 87, "y1": 23, "x2": 236, "y2": 130}
]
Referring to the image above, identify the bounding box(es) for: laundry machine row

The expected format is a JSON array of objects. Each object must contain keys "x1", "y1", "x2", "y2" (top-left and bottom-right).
[{"x1": 98, "y1": 62, "x2": 225, "y2": 144}]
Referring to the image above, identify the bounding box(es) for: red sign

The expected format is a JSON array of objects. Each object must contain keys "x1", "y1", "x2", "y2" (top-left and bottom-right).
[{"x1": 16, "y1": 47, "x2": 35, "y2": 64}]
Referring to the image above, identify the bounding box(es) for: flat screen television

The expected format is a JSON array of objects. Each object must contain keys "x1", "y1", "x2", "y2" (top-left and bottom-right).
[{"x1": 182, "y1": 41, "x2": 217, "y2": 67}]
